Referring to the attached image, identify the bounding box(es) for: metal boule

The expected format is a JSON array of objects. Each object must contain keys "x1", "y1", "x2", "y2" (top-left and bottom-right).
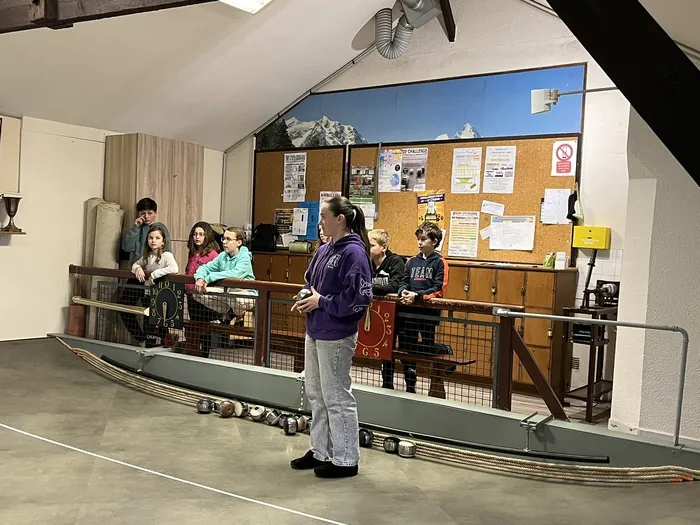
[
  {"x1": 283, "y1": 417, "x2": 298, "y2": 436},
  {"x1": 233, "y1": 401, "x2": 249, "y2": 418},
  {"x1": 295, "y1": 288, "x2": 312, "y2": 301},
  {"x1": 278, "y1": 414, "x2": 291, "y2": 428},
  {"x1": 215, "y1": 400, "x2": 235, "y2": 418},
  {"x1": 398, "y1": 440, "x2": 416, "y2": 458},
  {"x1": 383, "y1": 436, "x2": 400, "y2": 454},
  {"x1": 295, "y1": 415, "x2": 308, "y2": 432},
  {"x1": 358, "y1": 428, "x2": 374, "y2": 448},
  {"x1": 266, "y1": 409, "x2": 281, "y2": 426},
  {"x1": 250, "y1": 405, "x2": 266, "y2": 422},
  {"x1": 196, "y1": 398, "x2": 213, "y2": 414}
]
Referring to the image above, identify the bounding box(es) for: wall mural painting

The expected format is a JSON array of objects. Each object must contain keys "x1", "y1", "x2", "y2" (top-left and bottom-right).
[{"x1": 255, "y1": 64, "x2": 585, "y2": 150}]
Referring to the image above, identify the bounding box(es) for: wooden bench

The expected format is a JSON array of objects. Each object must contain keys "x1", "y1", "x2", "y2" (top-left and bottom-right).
[{"x1": 390, "y1": 349, "x2": 476, "y2": 399}]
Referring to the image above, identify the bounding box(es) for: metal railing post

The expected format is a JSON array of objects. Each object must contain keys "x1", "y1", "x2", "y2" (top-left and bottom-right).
[{"x1": 493, "y1": 308, "x2": 691, "y2": 447}]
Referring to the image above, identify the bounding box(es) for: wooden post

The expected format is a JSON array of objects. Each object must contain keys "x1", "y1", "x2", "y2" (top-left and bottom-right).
[
  {"x1": 512, "y1": 326, "x2": 569, "y2": 421},
  {"x1": 254, "y1": 289, "x2": 270, "y2": 366},
  {"x1": 495, "y1": 317, "x2": 513, "y2": 411}
]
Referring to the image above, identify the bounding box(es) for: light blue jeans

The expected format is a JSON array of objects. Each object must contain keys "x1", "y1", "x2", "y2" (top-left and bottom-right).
[{"x1": 305, "y1": 333, "x2": 360, "y2": 467}]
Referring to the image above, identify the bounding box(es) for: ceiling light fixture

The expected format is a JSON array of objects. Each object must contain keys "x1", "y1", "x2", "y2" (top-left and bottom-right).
[{"x1": 218, "y1": 0, "x2": 273, "y2": 14}]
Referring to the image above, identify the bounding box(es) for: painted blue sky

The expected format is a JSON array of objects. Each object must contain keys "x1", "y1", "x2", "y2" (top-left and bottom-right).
[{"x1": 285, "y1": 65, "x2": 585, "y2": 142}]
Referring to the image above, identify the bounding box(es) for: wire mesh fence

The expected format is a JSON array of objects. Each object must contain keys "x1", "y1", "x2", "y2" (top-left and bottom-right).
[
  {"x1": 95, "y1": 280, "x2": 258, "y2": 365},
  {"x1": 91, "y1": 280, "x2": 498, "y2": 408}
]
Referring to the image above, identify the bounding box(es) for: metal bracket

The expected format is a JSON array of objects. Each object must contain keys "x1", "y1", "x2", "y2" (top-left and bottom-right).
[
  {"x1": 135, "y1": 347, "x2": 172, "y2": 372},
  {"x1": 519, "y1": 412, "x2": 554, "y2": 452}
]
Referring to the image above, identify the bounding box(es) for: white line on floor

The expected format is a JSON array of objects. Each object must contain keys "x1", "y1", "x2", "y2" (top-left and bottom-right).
[{"x1": 0, "y1": 422, "x2": 349, "y2": 525}]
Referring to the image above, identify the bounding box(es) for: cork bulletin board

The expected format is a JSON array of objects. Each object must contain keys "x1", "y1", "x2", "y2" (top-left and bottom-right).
[
  {"x1": 348, "y1": 135, "x2": 579, "y2": 264},
  {"x1": 253, "y1": 147, "x2": 345, "y2": 227}
]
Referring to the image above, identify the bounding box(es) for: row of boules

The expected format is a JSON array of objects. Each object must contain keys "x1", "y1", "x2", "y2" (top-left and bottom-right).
[
  {"x1": 196, "y1": 398, "x2": 311, "y2": 435},
  {"x1": 359, "y1": 428, "x2": 416, "y2": 458}
]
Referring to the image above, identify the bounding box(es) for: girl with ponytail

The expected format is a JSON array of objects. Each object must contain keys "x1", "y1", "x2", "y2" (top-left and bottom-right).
[{"x1": 290, "y1": 196, "x2": 373, "y2": 479}]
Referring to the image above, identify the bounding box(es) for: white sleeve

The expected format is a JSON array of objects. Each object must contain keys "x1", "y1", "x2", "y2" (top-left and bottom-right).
[
  {"x1": 131, "y1": 257, "x2": 145, "y2": 273},
  {"x1": 150, "y1": 252, "x2": 179, "y2": 280}
]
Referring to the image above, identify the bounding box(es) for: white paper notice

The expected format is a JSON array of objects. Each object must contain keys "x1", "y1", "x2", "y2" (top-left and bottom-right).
[
  {"x1": 448, "y1": 211, "x2": 480, "y2": 258},
  {"x1": 436, "y1": 229, "x2": 447, "y2": 252},
  {"x1": 551, "y1": 140, "x2": 577, "y2": 176},
  {"x1": 451, "y1": 147, "x2": 482, "y2": 194},
  {"x1": 483, "y1": 146, "x2": 516, "y2": 194},
  {"x1": 480, "y1": 226, "x2": 492, "y2": 240},
  {"x1": 292, "y1": 208, "x2": 308, "y2": 236},
  {"x1": 358, "y1": 203, "x2": 376, "y2": 229},
  {"x1": 319, "y1": 191, "x2": 341, "y2": 204},
  {"x1": 284, "y1": 152, "x2": 307, "y2": 202},
  {"x1": 490, "y1": 216, "x2": 536, "y2": 251},
  {"x1": 401, "y1": 148, "x2": 429, "y2": 191},
  {"x1": 541, "y1": 189, "x2": 571, "y2": 224},
  {"x1": 481, "y1": 200, "x2": 505, "y2": 216}
]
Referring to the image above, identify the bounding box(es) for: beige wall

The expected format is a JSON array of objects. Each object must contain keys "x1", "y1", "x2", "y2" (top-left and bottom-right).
[
  {"x1": 0, "y1": 117, "x2": 109, "y2": 341},
  {"x1": 0, "y1": 115, "x2": 22, "y2": 193},
  {"x1": 222, "y1": 136, "x2": 254, "y2": 228}
]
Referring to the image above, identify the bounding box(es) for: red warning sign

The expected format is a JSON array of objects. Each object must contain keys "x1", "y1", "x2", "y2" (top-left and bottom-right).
[{"x1": 551, "y1": 140, "x2": 577, "y2": 176}]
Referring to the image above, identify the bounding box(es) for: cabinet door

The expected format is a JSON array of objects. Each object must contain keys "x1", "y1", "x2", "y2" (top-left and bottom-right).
[
  {"x1": 520, "y1": 347, "x2": 552, "y2": 385},
  {"x1": 170, "y1": 140, "x2": 204, "y2": 241},
  {"x1": 170, "y1": 241, "x2": 189, "y2": 275},
  {"x1": 444, "y1": 265, "x2": 468, "y2": 300},
  {"x1": 288, "y1": 256, "x2": 310, "y2": 286},
  {"x1": 524, "y1": 272, "x2": 555, "y2": 309},
  {"x1": 495, "y1": 270, "x2": 525, "y2": 305},
  {"x1": 252, "y1": 254, "x2": 271, "y2": 281},
  {"x1": 135, "y1": 135, "x2": 172, "y2": 224},
  {"x1": 467, "y1": 268, "x2": 496, "y2": 303},
  {"x1": 523, "y1": 308, "x2": 553, "y2": 348},
  {"x1": 270, "y1": 254, "x2": 289, "y2": 283}
]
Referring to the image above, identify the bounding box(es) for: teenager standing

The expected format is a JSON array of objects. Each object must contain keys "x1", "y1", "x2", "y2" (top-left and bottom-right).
[{"x1": 291, "y1": 196, "x2": 372, "y2": 479}]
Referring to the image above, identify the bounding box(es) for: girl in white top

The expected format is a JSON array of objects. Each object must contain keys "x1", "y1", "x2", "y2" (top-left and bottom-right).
[
  {"x1": 129, "y1": 225, "x2": 179, "y2": 347},
  {"x1": 132, "y1": 225, "x2": 179, "y2": 284}
]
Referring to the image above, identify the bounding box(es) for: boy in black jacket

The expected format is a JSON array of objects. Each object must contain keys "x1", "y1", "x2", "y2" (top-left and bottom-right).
[
  {"x1": 369, "y1": 229, "x2": 406, "y2": 389},
  {"x1": 393, "y1": 221, "x2": 450, "y2": 393}
]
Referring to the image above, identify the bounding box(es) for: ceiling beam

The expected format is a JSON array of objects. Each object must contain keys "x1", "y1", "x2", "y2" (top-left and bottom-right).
[
  {"x1": 547, "y1": 0, "x2": 700, "y2": 187},
  {"x1": 0, "y1": 0, "x2": 215, "y2": 35},
  {"x1": 438, "y1": 0, "x2": 456, "y2": 43}
]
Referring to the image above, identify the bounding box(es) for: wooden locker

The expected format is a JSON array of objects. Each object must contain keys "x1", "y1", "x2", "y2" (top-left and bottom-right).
[
  {"x1": 524, "y1": 272, "x2": 555, "y2": 308},
  {"x1": 495, "y1": 270, "x2": 525, "y2": 305},
  {"x1": 443, "y1": 265, "x2": 468, "y2": 300},
  {"x1": 170, "y1": 241, "x2": 189, "y2": 275},
  {"x1": 288, "y1": 255, "x2": 310, "y2": 286},
  {"x1": 467, "y1": 268, "x2": 496, "y2": 302},
  {"x1": 520, "y1": 347, "x2": 552, "y2": 385},
  {"x1": 252, "y1": 254, "x2": 271, "y2": 281},
  {"x1": 135, "y1": 135, "x2": 172, "y2": 223},
  {"x1": 270, "y1": 254, "x2": 289, "y2": 283},
  {"x1": 523, "y1": 307, "x2": 554, "y2": 348}
]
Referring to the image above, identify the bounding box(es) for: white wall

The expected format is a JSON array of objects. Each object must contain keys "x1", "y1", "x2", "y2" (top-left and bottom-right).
[
  {"x1": 0, "y1": 115, "x2": 22, "y2": 193},
  {"x1": 611, "y1": 110, "x2": 700, "y2": 442},
  {"x1": 0, "y1": 118, "x2": 110, "y2": 340},
  {"x1": 222, "y1": 136, "x2": 254, "y2": 228}
]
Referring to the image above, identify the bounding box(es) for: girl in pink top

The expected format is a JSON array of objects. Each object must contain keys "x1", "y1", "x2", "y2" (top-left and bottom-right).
[{"x1": 186, "y1": 222, "x2": 221, "y2": 358}]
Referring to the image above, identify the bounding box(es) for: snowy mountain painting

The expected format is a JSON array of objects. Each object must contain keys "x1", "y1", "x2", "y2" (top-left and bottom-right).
[
  {"x1": 286, "y1": 116, "x2": 367, "y2": 148},
  {"x1": 435, "y1": 123, "x2": 480, "y2": 140},
  {"x1": 255, "y1": 64, "x2": 584, "y2": 150}
]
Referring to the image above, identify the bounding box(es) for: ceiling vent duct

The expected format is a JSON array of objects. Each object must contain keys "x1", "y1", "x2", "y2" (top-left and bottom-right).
[{"x1": 375, "y1": 0, "x2": 446, "y2": 60}]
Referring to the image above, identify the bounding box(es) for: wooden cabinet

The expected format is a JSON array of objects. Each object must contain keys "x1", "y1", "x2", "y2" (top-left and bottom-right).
[
  {"x1": 442, "y1": 261, "x2": 577, "y2": 397},
  {"x1": 104, "y1": 133, "x2": 204, "y2": 252},
  {"x1": 252, "y1": 252, "x2": 313, "y2": 286}
]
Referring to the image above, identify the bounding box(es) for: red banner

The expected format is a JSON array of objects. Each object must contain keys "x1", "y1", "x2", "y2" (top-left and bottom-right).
[{"x1": 356, "y1": 300, "x2": 396, "y2": 360}]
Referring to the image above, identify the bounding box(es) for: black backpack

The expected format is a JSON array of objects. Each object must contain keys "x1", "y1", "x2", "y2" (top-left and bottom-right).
[{"x1": 251, "y1": 223, "x2": 279, "y2": 252}]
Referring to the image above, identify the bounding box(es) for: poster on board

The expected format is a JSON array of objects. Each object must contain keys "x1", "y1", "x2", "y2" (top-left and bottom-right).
[
  {"x1": 283, "y1": 152, "x2": 307, "y2": 202},
  {"x1": 401, "y1": 148, "x2": 428, "y2": 191},
  {"x1": 483, "y1": 146, "x2": 516, "y2": 194},
  {"x1": 451, "y1": 147, "x2": 482, "y2": 194},
  {"x1": 551, "y1": 140, "x2": 577, "y2": 176},
  {"x1": 417, "y1": 190, "x2": 446, "y2": 230},
  {"x1": 448, "y1": 211, "x2": 480, "y2": 258},
  {"x1": 378, "y1": 149, "x2": 402, "y2": 192}
]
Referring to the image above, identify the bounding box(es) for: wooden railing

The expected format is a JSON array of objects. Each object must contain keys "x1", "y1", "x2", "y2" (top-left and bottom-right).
[{"x1": 68, "y1": 265, "x2": 567, "y2": 420}]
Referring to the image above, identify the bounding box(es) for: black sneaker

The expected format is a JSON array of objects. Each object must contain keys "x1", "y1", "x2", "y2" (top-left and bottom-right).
[
  {"x1": 291, "y1": 450, "x2": 329, "y2": 470},
  {"x1": 314, "y1": 463, "x2": 359, "y2": 479}
]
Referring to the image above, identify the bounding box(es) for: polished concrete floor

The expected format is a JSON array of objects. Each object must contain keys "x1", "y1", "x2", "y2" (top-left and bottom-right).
[{"x1": 0, "y1": 338, "x2": 697, "y2": 525}]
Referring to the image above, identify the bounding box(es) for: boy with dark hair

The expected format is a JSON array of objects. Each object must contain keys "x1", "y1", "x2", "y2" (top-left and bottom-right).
[
  {"x1": 390, "y1": 221, "x2": 450, "y2": 393},
  {"x1": 122, "y1": 198, "x2": 171, "y2": 265},
  {"x1": 119, "y1": 197, "x2": 172, "y2": 347}
]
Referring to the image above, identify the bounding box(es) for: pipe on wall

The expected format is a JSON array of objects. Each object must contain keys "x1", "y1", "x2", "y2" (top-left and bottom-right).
[{"x1": 375, "y1": 8, "x2": 414, "y2": 60}]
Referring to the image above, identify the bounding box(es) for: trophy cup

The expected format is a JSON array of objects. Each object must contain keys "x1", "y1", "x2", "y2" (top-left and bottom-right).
[{"x1": 1, "y1": 193, "x2": 23, "y2": 233}]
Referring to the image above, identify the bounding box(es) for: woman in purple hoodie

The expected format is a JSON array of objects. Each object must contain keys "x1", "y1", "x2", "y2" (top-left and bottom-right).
[{"x1": 291, "y1": 196, "x2": 373, "y2": 479}]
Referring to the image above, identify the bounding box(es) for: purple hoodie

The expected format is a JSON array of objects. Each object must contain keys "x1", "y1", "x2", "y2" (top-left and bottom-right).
[{"x1": 303, "y1": 233, "x2": 373, "y2": 341}]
